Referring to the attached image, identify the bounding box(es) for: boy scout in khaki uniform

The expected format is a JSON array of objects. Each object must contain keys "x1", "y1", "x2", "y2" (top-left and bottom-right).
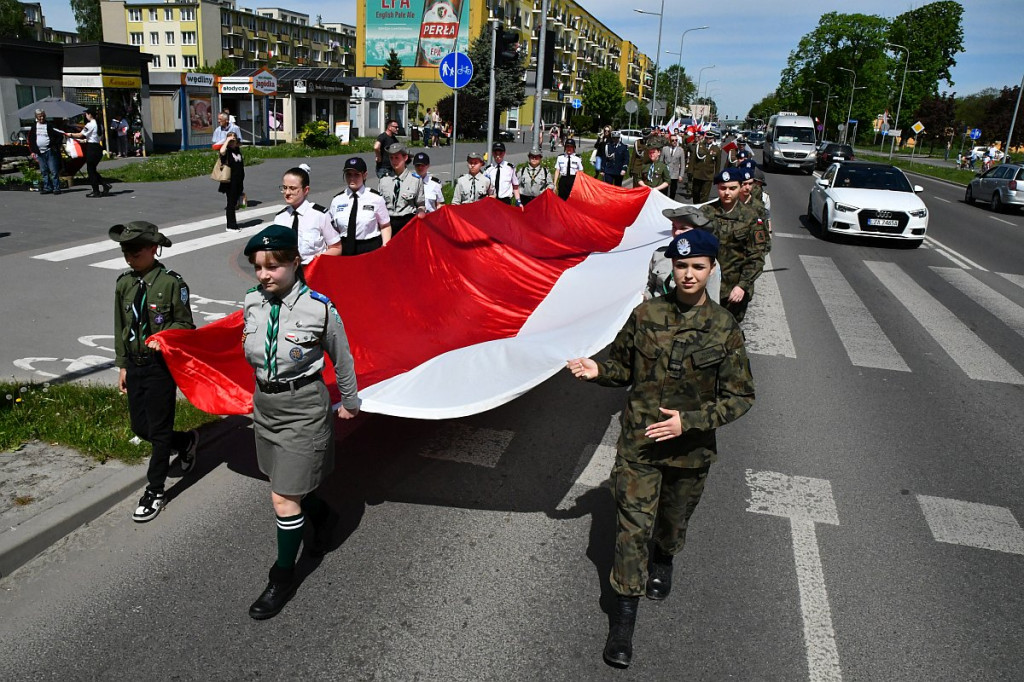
[
  {"x1": 378, "y1": 142, "x2": 425, "y2": 235},
  {"x1": 516, "y1": 148, "x2": 554, "y2": 205},
  {"x1": 568, "y1": 229, "x2": 755, "y2": 669},
  {"x1": 110, "y1": 221, "x2": 198, "y2": 523},
  {"x1": 638, "y1": 146, "x2": 671, "y2": 194},
  {"x1": 452, "y1": 152, "x2": 492, "y2": 205}
]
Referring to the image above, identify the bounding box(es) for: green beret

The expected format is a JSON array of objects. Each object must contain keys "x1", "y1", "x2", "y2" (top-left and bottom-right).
[
  {"x1": 109, "y1": 221, "x2": 172, "y2": 247},
  {"x1": 244, "y1": 225, "x2": 298, "y2": 256}
]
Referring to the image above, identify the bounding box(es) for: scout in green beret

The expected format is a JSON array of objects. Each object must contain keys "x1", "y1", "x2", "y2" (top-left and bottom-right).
[
  {"x1": 110, "y1": 221, "x2": 198, "y2": 523},
  {"x1": 241, "y1": 225, "x2": 361, "y2": 620}
]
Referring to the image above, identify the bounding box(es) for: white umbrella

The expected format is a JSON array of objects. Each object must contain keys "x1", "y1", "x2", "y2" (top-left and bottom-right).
[{"x1": 15, "y1": 96, "x2": 88, "y2": 119}]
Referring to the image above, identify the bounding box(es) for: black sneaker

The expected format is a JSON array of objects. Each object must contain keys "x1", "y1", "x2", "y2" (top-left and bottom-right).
[
  {"x1": 132, "y1": 490, "x2": 165, "y2": 523},
  {"x1": 176, "y1": 430, "x2": 199, "y2": 474}
]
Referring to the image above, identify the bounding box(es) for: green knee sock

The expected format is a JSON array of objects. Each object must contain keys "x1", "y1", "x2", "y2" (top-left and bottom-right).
[
  {"x1": 300, "y1": 493, "x2": 327, "y2": 523},
  {"x1": 275, "y1": 513, "x2": 304, "y2": 569}
]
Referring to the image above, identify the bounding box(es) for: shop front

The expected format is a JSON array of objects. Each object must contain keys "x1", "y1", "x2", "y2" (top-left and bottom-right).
[{"x1": 219, "y1": 68, "x2": 277, "y2": 145}]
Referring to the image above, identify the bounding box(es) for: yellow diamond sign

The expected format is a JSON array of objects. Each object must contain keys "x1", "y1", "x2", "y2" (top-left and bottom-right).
[{"x1": 912, "y1": 121, "x2": 925, "y2": 134}]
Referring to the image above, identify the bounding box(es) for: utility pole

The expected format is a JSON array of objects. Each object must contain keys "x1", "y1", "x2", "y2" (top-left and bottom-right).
[
  {"x1": 1005, "y1": 72, "x2": 1023, "y2": 163},
  {"x1": 530, "y1": 0, "x2": 550, "y2": 151},
  {"x1": 486, "y1": 18, "x2": 498, "y2": 159}
]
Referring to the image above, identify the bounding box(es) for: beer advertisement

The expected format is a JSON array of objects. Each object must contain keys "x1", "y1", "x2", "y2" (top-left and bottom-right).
[{"x1": 365, "y1": 0, "x2": 469, "y2": 67}]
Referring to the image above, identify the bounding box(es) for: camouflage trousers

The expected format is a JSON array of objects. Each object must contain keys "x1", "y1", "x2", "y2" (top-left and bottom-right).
[{"x1": 610, "y1": 456, "x2": 710, "y2": 597}]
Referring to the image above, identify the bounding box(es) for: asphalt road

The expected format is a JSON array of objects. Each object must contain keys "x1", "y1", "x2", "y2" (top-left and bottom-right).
[{"x1": 1, "y1": 162, "x2": 1022, "y2": 680}]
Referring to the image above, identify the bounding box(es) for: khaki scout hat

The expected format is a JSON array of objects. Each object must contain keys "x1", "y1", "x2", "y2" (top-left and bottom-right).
[
  {"x1": 466, "y1": 151, "x2": 484, "y2": 162},
  {"x1": 108, "y1": 221, "x2": 172, "y2": 247},
  {"x1": 386, "y1": 142, "x2": 409, "y2": 156},
  {"x1": 661, "y1": 205, "x2": 711, "y2": 227}
]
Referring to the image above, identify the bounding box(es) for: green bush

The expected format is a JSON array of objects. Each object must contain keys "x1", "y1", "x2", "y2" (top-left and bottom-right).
[
  {"x1": 298, "y1": 120, "x2": 340, "y2": 150},
  {"x1": 571, "y1": 114, "x2": 595, "y2": 134}
]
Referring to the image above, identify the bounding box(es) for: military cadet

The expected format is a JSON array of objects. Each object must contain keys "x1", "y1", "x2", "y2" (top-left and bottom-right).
[
  {"x1": 273, "y1": 167, "x2": 341, "y2": 264},
  {"x1": 329, "y1": 157, "x2": 392, "y2": 255},
  {"x1": 484, "y1": 141, "x2": 522, "y2": 206},
  {"x1": 378, "y1": 142, "x2": 425, "y2": 236},
  {"x1": 644, "y1": 205, "x2": 720, "y2": 303},
  {"x1": 738, "y1": 166, "x2": 772, "y2": 253},
  {"x1": 110, "y1": 221, "x2": 198, "y2": 523},
  {"x1": 553, "y1": 138, "x2": 584, "y2": 200},
  {"x1": 628, "y1": 131, "x2": 650, "y2": 187},
  {"x1": 638, "y1": 145, "x2": 671, "y2": 194},
  {"x1": 688, "y1": 132, "x2": 720, "y2": 203},
  {"x1": 663, "y1": 135, "x2": 685, "y2": 199},
  {"x1": 452, "y1": 152, "x2": 492, "y2": 205},
  {"x1": 602, "y1": 131, "x2": 630, "y2": 186},
  {"x1": 241, "y1": 225, "x2": 361, "y2": 620},
  {"x1": 567, "y1": 229, "x2": 755, "y2": 669},
  {"x1": 516, "y1": 147, "x2": 554, "y2": 205},
  {"x1": 411, "y1": 151, "x2": 445, "y2": 213},
  {"x1": 700, "y1": 168, "x2": 768, "y2": 322}
]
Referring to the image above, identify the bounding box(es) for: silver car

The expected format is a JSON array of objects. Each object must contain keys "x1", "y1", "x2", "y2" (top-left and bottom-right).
[
  {"x1": 965, "y1": 163, "x2": 1024, "y2": 212},
  {"x1": 615, "y1": 129, "x2": 643, "y2": 146}
]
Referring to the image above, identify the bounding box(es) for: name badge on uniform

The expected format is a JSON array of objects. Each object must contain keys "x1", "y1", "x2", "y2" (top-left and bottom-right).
[
  {"x1": 362, "y1": 205, "x2": 375, "y2": 211},
  {"x1": 691, "y1": 345, "x2": 727, "y2": 368}
]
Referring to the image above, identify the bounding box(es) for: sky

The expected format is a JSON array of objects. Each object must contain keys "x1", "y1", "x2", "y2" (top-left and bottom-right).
[{"x1": 37, "y1": 0, "x2": 1024, "y2": 119}]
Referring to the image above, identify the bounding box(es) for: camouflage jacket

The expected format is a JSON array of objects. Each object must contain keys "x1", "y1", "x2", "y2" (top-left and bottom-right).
[
  {"x1": 700, "y1": 200, "x2": 768, "y2": 298},
  {"x1": 594, "y1": 295, "x2": 755, "y2": 468}
]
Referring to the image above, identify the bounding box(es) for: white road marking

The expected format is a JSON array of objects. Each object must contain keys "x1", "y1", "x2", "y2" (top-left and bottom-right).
[
  {"x1": 989, "y1": 216, "x2": 1016, "y2": 226},
  {"x1": 32, "y1": 205, "x2": 285, "y2": 262},
  {"x1": 12, "y1": 355, "x2": 116, "y2": 379},
  {"x1": 556, "y1": 412, "x2": 621, "y2": 510},
  {"x1": 933, "y1": 196, "x2": 951, "y2": 203},
  {"x1": 90, "y1": 223, "x2": 265, "y2": 269},
  {"x1": 77, "y1": 335, "x2": 115, "y2": 353},
  {"x1": 800, "y1": 256, "x2": 909, "y2": 372},
  {"x1": 931, "y1": 267, "x2": 1024, "y2": 338},
  {"x1": 743, "y1": 255, "x2": 797, "y2": 358},
  {"x1": 418, "y1": 424, "x2": 515, "y2": 468},
  {"x1": 917, "y1": 495, "x2": 1024, "y2": 556},
  {"x1": 774, "y1": 232, "x2": 817, "y2": 240},
  {"x1": 922, "y1": 235, "x2": 987, "y2": 271},
  {"x1": 746, "y1": 470, "x2": 842, "y2": 682},
  {"x1": 866, "y1": 261, "x2": 1024, "y2": 384},
  {"x1": 998, "y1": 272, "x2": 1024, "y2": 291},
  {"x1": 930, "y1": 247, "x2": 972, "y2": 270}
]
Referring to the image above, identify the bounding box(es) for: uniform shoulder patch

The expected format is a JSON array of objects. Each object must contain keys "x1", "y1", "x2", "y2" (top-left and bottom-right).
[
  {"x1": 754, "y1": 229, "x2": 767, "y2": 244},
  {"x1": 246, "y1": 285, "x2": 259, "y2": 294},
  {"x1": 431, "y1": 177, "x2": 441, "y2": 184},
  {"x1": 276, "y1": 207, "x2": 289, "y2": 216},
  {"x1": 308, "y1": 289, "x2": 331, "y2": 305},
  {"x1": 369, "y1": 188, "x2": 382, "y2": 196},
  {"x1": 311, "y1": 203, "x2": 328, "y2": 213},
  {"x1": 117, "y1": 270, "x2": 133, "y2": 281},
  {"x1": 164, "y1": 269, "x2": 185, "y2": 280}
]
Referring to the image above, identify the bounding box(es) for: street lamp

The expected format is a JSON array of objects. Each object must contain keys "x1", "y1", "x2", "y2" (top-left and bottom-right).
[
  {"x1": 664, "y1": 26, "x2": 708, "y2": 119},
  {"x1": 695, "y1": 64, "x2": 715, "y2": 109},
  {"x1": 635, "y1": 2, "x2": 666, "y2": 126},
  {"x1": 815, "y1": 79, "x2": 831, "y2": 142},
  {"x1": 801, "y1": 87, "x2": 814, "y2": 118},
  {"x1": 837, "y1": 66, "x2": 857, "y2": 144},
  {"x1": 885, "y1": 42, "x2": 912, "y2": 159},
  {"x1": 702, "y1": 79, "x2": 718, "y2": 100}
]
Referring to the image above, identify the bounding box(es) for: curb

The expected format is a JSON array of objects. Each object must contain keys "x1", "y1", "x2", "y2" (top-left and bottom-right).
[{"x1": 0, "y1": 464, "x2": 146, "y2": 579}]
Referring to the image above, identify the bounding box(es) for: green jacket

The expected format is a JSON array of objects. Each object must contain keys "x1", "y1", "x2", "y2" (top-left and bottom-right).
[
  {"x1": 114, "y1": 261, "x2": 194, "y2": 368},
  {"x1": 700, "y1": 200, "x2": 768, "y2": 298},
  {"x1": 594, "y1": 296, "x2": 755, "y2": 468},
  {"x1": 639, "y1": 160, "x2": 671, "y2": 190},
  {"x1": 687, "y1": 141, "x2": 720, "y2": 180}
]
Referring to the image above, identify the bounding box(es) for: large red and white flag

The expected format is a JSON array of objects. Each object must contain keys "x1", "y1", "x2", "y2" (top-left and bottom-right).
[{"x1": 155, "y1": 175, "x2": 678, "y2": 419}]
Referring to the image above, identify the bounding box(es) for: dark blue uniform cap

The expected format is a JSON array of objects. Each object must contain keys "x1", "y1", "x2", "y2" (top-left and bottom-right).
[
  {"x1": 344, "y1": 156, "x2": 367, "y2": 173},
  {"x1": 738, "y1": 159, "x2": 757, "y2": 171},
  {"x1": 413, "y1": 151, "x2": 430, "y2": 166},
  {"x1": 737, "y1": 149, "x2": 752, "y2": 159},
  {"x1": 714, "y1": 168, "x2": 741, "y2": 184},
  {"x1": 737, "y1": 167, "x2": 754, "y2": 182},
  {"x1": 244, "y1": 225, "x2": 299, "y2": 256},
  {"x1": 665, "y1": 229, "x2": 719, "y2": 260}
]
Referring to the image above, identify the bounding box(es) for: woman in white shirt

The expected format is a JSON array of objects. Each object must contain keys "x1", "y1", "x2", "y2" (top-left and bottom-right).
[{"x1": 68, "y1": 109, "x2": 111, "y2": 197}]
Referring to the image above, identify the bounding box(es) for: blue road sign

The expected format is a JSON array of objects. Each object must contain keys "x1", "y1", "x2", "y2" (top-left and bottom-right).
[
  {"x1": 439, "y1": 52, "x2": 473, "y2": 89},
  {"x1": 970, "y1": 128, "x2": 982, "y2": 140},
  {"x1": 571, "y1": 97, "x2": 582, "y2": 109}
]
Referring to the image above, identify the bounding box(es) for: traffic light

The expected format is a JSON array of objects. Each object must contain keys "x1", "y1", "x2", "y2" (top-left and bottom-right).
[{"x1": 496, "y1": 27, "x2": 520, "y2": 64}]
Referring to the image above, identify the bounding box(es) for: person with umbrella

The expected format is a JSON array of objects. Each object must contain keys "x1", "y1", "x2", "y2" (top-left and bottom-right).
[
  {"x1": 28, "y1": 109, "x2": 65, "y2": 196},
  {"x1": 67, "y1": 108, "x2": 112, "y2": 197}
]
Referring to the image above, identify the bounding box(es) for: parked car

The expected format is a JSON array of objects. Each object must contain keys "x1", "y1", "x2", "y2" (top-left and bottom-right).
[
  {"x1": 816, "y1": 143, "x2": 855, "y2": 170},
  {"x1": 965, "y1": 163, "x2": 1024, "y2": 212},
  {"x1": 808, "y1": 161, "x2": 928, "y2": 247},
  {"x1": 614, "y1": 129, "x2": 643, "y2": 146},
  {"x1": 971, "y1": 145, "x2": 1005, "y2": 161}
]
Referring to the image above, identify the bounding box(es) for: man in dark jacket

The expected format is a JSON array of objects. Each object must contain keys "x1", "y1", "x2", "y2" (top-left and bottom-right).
[
  {"x1": 28, "y1": 109, "x2": 66, "y2": 195},
  {"x1": 601, "y1": 132, "x2": 630, "y2": 186}
]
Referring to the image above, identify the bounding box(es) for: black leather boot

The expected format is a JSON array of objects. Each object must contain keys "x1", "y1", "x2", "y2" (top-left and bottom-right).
[
  {"x1": 603, "y1": 595, "x2": 640, "y2": 668},
  {"x1": 646, "y1": 549, "x2": 674, "y2": 601},
  {"x1": 249, "y1": 564, "x2": 297, "y2": 620}
]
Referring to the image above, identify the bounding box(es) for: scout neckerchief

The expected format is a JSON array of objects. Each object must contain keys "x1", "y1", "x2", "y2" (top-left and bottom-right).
[
  {"x1": 265, "y1": 284, "x2": 309, "y2": 380},
  {"x1": 524, "y1": 165, "x2": 545, "y2": 189},
  {"x1": 130, "y1": 275, "x2": 148, "y2": 344}
]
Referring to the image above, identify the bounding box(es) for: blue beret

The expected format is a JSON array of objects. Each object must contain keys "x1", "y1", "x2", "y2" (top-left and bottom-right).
[
  {"x1": 737, "y1": 159, "x2": 757, "y2": 171},
  {"x1": 665, "y1": 229, "x2": 719, "y2": 260},
  {"x1": 737, "y1": 149, "x2": 752, "y2": 159},
  {"x1": 737, "y1": 167, "x2": 754, "y2": 182},
  {"x1": 244, "y1": 225, "x2": 298, "y2": 255},
  {"x1": 714, "y1": 168, "x2": 741, "y2": 184}
]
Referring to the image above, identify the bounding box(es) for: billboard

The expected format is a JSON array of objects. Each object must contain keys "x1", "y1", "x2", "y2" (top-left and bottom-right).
[{"x1": 365, "y1": 0, "x2": 470, "y2": 67}]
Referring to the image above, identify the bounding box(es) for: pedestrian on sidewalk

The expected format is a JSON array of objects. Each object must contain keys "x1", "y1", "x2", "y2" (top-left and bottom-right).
[
  {"x1": 567, "y1": 229, "x2": 755, "y2": 670},
  {"x1": 28, "y1": 109, "x2": 65, "y2": 195},
  {"x1": 218, "y1": 132, "x2": 245, "y2": 230},
  {"x1": 241, "y1": 225, "x2": 361, "y2": 620},
  {"x1": 66, "y1": 108, "x2": 111, "y2": 197},
  {"x1": 109, "y1": 221, "x2": 198, "y2": 523}
]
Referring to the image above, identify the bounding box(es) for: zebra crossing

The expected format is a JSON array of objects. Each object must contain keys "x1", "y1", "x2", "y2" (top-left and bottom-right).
[{"x1": 745, "y1": 254, "x2": 1024, "y2": 385}]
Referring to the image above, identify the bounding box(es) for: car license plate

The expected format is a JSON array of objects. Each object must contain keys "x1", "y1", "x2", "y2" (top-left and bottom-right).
[
  {"x1": 834, "y1": 155, "x2": 845, "y2": 160},
  {"x1": 867, "y1": 218, "x2": 899, "y2": 227}
]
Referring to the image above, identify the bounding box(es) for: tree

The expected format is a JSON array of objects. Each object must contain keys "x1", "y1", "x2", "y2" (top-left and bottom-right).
[
  {"x1": 435, "y1": 91, "x2": 488, "y2": 139},
  {"x1": 461, "y1": 25, "x2": 526, "y2": 132},
  {"x1": 194, "y1": 58, "x2": 237, "y2": 77},
  {"x1": 914, "y1": 92, "x2": 957, "y2": 153},
  {"x1": 747, "y1": 91, "x2": 784, "y2": 124},
  {"x1": 70, "y1": 0, "x2": 102, "y2": 41},
  {"x1": 661, "y1": 65, "x2": 695, "y2": 110},
  {"x1": 582, "y1": 69, "x2": 624, "y2": 128},
  {"x1": 382, "y1": 49, "x2": 404, "y2": 81},
  {"x1": 0, "y1": 0, "x2": 29, "y2": 39}
]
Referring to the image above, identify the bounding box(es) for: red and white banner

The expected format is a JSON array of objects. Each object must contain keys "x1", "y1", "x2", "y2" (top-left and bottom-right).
[{"x1": 155, "y1": 175, "x2": 679, "y2": 419}]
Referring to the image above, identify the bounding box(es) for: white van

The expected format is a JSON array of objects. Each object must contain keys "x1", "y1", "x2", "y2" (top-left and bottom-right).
[{"x1": 763, "y1": 114, "x2": 817, "y2": 173}]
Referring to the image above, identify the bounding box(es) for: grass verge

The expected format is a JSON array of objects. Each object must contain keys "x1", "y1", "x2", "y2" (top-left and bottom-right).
[
  {"x1": 1, "y1": 381, "x2": 220, "y2": 464},
  {"x1": 855, "y1": 150, "x2": 979, "y2": 186}
]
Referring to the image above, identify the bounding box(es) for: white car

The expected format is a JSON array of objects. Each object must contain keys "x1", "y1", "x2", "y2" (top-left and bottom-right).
[
  {"x1": 615, "y1": 129, "x2": 643, "y2": 146},
  {"x1": 972, "y1": 145, "x2": 1005, "y2": 161},
  {"x1": 808, "y1": 161, "x2": 928, "y2": 247}
]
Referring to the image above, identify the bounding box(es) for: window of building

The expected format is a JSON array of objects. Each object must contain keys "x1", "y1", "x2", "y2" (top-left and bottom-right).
[
  {"x1": 222, "y1": 36, "x2": 231, "y2": 50},
  {"x1": 182, "y1": 31, "x2": 197, "y2": 45},
  {"x1": 128, "y1": 9, "x2": 141, "y2": 22},
  {"x1": 280, "y1": 44, "x2": 289, "y2": 56},
  {"x1": 247, "y1": 40, "x2": 256, "y2": 52},
  {"x1": 313, "y1": 50, "x2": 321, "y2": 62},
  {"x1": 16, "y1": 84, "x2": 51, "y2": 109},
  {"x1": 166, "y1": 31, "x2": 174, "y2": 44},
  {"x1": 149, "y1": 9, "x2": 158, "y2": 21},
  {"x1": 180, "y1": 8, "x2": 195, "y2": 21},
  {"x1": 130, "y1": 32, "x2": 143, "y2": 46},
  {"x1": 165, "y1": 8, "x2": 173, "y2": 21},
  {"x1": 167, "y1": 55, "x2": 176, "y2": 67},
  {"x1": 183, "y1": 55, "x2": 197, "y2": 68},
  {"x1": 151, "y1": 55, "x2": 161, "y2": 68},
  {"x1": 221, "y1": 11, "x2": 231, "y2": 26},
  {"x1": 150, "y1": 32, "x2": 158, "y2": 44}
]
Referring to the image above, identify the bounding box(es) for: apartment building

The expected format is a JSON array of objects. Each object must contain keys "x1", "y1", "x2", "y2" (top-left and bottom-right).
[
  {"x1": 20, "y1": 3, "x2": 80, "y2": 44},
  {"x1": 100, "y1": 0, "x2": 356, "y2": 73}
]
